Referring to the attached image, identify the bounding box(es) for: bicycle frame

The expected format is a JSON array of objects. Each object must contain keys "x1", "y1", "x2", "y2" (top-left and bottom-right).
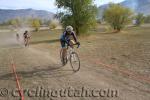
[
  {"x1": 24, "y1": 38, "x2": 30, "y2": 47},
  {"x1": 66, "y1": 46, "x2": 75, "y2": 60},
  {"x1": 60, "y1": 43, "x2": 79, "y2": 62},
  {"x1": 60, "y1": 43, "x2": 80, "y2": 71}
]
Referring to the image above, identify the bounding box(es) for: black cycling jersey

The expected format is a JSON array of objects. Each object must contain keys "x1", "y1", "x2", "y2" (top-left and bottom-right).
[{"x1": 24, "y1": 32, "x2": 29, "y2": 38}]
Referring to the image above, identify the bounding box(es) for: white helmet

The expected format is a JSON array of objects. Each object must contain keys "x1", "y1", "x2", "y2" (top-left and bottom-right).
[{"x1": 66, "y1": 25, "x2": 73, "y2": 32}]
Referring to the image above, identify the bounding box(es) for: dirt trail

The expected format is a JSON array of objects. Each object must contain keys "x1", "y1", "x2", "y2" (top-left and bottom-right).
[
  {"x1": 0, "y1": 32, "x2": 150, "y2": 100},
  {"x1": 17, "y1": 45, "x2": 149, "y2": 100}
]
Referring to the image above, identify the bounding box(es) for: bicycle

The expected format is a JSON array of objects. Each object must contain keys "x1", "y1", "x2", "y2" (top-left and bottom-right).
[
  {"x1": 60, "y1": 43, "x2": 80, "y2": 72},
  {"x1": 24, "y1": 37, "x2": 30, "y2": 47}
]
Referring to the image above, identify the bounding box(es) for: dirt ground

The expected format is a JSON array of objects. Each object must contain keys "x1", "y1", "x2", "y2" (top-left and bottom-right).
[{"x1": 0, "y1": 25, "x2": 150, "y2": 100}]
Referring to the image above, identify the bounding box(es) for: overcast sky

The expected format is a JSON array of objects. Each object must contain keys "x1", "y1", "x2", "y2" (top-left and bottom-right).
[{"x1": 0, "y1": 0, "x2": 125, "y2": 13}]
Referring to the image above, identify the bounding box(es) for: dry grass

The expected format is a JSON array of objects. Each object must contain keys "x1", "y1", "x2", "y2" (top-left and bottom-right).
[{"x1": 0, "y1": 25, "x2": 150, "y2": 100}]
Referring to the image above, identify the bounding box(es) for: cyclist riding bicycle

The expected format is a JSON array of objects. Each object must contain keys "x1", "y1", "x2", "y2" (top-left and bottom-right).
[
  {"x1": 23, "y1": 30, "x2": 30, "y2": 47},
  {"x1": 60, "y1": 26, "x2": 80, "y2": 65},
  {"x1": 16, "y1": 33, "x2": 20, "y2": 41}
]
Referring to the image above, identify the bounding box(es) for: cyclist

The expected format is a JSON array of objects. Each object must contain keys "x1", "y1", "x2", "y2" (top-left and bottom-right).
[
  {"x1": 60, "y1": 26, "x2": 80, "y2": 65},
  {"x1": 23, "y1": 30, "x2": 30, "y2": 47},
  {"x1": 16, "y1": 33, "x2": 20, "y2": 41}
]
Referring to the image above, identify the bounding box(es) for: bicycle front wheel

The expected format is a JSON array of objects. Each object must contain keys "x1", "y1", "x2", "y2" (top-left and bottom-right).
[{"x1": 70, "y1": 52, "x2": 80, "y2": 72}]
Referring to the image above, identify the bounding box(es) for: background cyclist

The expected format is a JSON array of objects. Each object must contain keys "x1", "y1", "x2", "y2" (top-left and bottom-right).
[{"x1": 23, "y1": 30, "x2": 30, "y2": 47}]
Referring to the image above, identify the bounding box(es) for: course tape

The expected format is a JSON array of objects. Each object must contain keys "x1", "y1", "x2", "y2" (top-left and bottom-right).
[{"x1": 10, "y1": 55, "x2": 24, "y2": 100}]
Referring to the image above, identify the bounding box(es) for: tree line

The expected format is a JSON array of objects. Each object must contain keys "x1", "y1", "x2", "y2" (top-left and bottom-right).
[
  {"x1": 1, "y1": 0, "x2": 150, "y2": 34},
  {"x1": 0, "y1": 18, "x2": 59, "y2": 31},
  {"x1": 55, "y1": 0, "x2": 150, "y2": 35}
]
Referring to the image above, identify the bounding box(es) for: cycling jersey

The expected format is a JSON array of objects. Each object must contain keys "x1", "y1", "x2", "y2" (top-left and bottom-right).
[
  {"x1": 23, "y1": 32, "x2": 29, "y2": 39},
  {"x1": 60, "y1": 31, "x2": 77, "y2": 48}
]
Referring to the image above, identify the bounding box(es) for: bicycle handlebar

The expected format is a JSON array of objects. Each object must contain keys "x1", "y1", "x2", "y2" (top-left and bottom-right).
[
  {"x1": 67, "y1": 43, "x2": 80, "y2": 48},
  {"x1": 76, "y1": 43, "x2": 80, "y2": 48}
]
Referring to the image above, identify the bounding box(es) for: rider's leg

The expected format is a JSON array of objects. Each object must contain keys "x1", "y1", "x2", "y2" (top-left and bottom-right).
[
  {"x1": 62, "y1": 48, "x2": 67, "y2": 59},
  {"x1": 25, "y1": 38, "x2": 28, "y2": 47},
  {"x1": 60, "y1": 40, "x2": 68, "y2": 65},
  {"x1": 27, "y1": 38, "x2": 29, "y2": 46},
  {"x1": 61, "y1": 40, "x2": 67, "y2": 58},
  {"x1": 24, "y1": 38, "x2": 26, "y2": 46}
]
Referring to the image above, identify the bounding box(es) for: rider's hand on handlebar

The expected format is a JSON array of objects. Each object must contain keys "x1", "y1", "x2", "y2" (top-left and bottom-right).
[
  {"x1": 76, "y1": 42, "x2": 80, "y2": 45},
  {"x1": 76, "y1": 42, "x2": 80, "y2": 48}
]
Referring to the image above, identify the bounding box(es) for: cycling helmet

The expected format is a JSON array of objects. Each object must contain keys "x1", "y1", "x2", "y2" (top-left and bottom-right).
[
  {"x1": 66, "y1": 26, "x2": 73, "y2": 32},
  {"x1": 25, "y1": 30, "x2": 28, "y2": 33}
]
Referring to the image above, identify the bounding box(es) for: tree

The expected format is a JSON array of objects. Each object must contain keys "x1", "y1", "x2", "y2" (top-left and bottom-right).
[
  {"x1": 144, "y1": 15, "x2": 150, "y2": 23},
  {"x1": 103, "y1": 4, "x2": 132, "y2": 32},
  {"x1": 31, "y1": 19, "x2": 41, "y2": 31},
  {"x1": 41, "y1": 19, "x2": 51, "y2": 26},
  {"x1": 55, "y1": 0, "x2": 97, "y2": 35},
  {"x1": 9, "y1": 18, "x2": 20, "y2": 27},
  {"x1": 49, "y1": 19, "x2": 59, "y2": 29},
  {"x1": 135, "y1": 13, "x2": 145, "y2": 26},
  {"x1": 1, "y1": 20, "x2": 11, "y2": 26}
]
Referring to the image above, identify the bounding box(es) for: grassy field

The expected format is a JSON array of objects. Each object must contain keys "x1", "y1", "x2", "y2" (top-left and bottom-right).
[
  {"x1": 30, "y1": 25, "x2": 150, "y2": 76},
  {"x1": 0, "y1": 25, "x2": 150, "y2": 100}
]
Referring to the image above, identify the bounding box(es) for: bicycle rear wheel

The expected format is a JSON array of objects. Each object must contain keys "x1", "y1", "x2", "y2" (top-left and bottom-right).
[
  {"x1": 70, "y1": 52, "x2": 80, "y2": 72},
  {"x1": 24, "y1": 38, "x2": 29, "y2": 47},
  {"x1": 60, "y1": 49, "x2": 68, "y2": 66},
  {"x1": 60, "y1": 49, "x2": 63, "y2": 63},
  {"x1": 24, "y1": 40, "x2": 27, "y2": 47}
]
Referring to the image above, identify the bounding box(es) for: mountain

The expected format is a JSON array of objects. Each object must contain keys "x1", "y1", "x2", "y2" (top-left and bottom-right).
[
  {"x1": 98, "y1": 0, "x2": 150, "y2": 19},
  {"x1": 121, "y1": 0, "x2": 150, "y2": 14},
  {"x1": 0, "y1": 9, "x2": 54, "y2": 23}
]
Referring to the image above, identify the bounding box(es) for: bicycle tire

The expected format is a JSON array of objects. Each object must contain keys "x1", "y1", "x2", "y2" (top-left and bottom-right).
[
  {"x1": 70, "y1": 52, "x2": 80, "y2": 72},
  {"x1": 24, "y1": 39, "x2": 29, "y2": 47},
  {"x1": 60, "y1": 49, "x2": 68, "y2": 66}
]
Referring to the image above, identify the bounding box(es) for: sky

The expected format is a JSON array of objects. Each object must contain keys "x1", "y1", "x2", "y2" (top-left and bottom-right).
[{"x1": 0, "y1": 0, "x2": 125, "y2": 13}]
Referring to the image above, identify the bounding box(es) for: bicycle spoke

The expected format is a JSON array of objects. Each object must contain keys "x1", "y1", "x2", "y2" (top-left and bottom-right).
[{"x1": 70, "y1": 52, "x2": 80, "y2": 72}]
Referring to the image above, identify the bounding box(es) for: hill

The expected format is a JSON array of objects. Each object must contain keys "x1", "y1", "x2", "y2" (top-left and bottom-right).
[
  {"x1": 98, "y1": 0, "x2": 150, "y2": 19},
  {"x1": 0, "y1": 9, "x2": 54, "y2": 23}
]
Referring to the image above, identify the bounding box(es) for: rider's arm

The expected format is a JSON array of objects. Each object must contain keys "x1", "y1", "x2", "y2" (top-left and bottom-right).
[
  {"x1": 72, "y1": 32, "x2": 77, "y2": 43},
  {"x1": 23, "y1": 33, "x2": 25, "y2": 37}
]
